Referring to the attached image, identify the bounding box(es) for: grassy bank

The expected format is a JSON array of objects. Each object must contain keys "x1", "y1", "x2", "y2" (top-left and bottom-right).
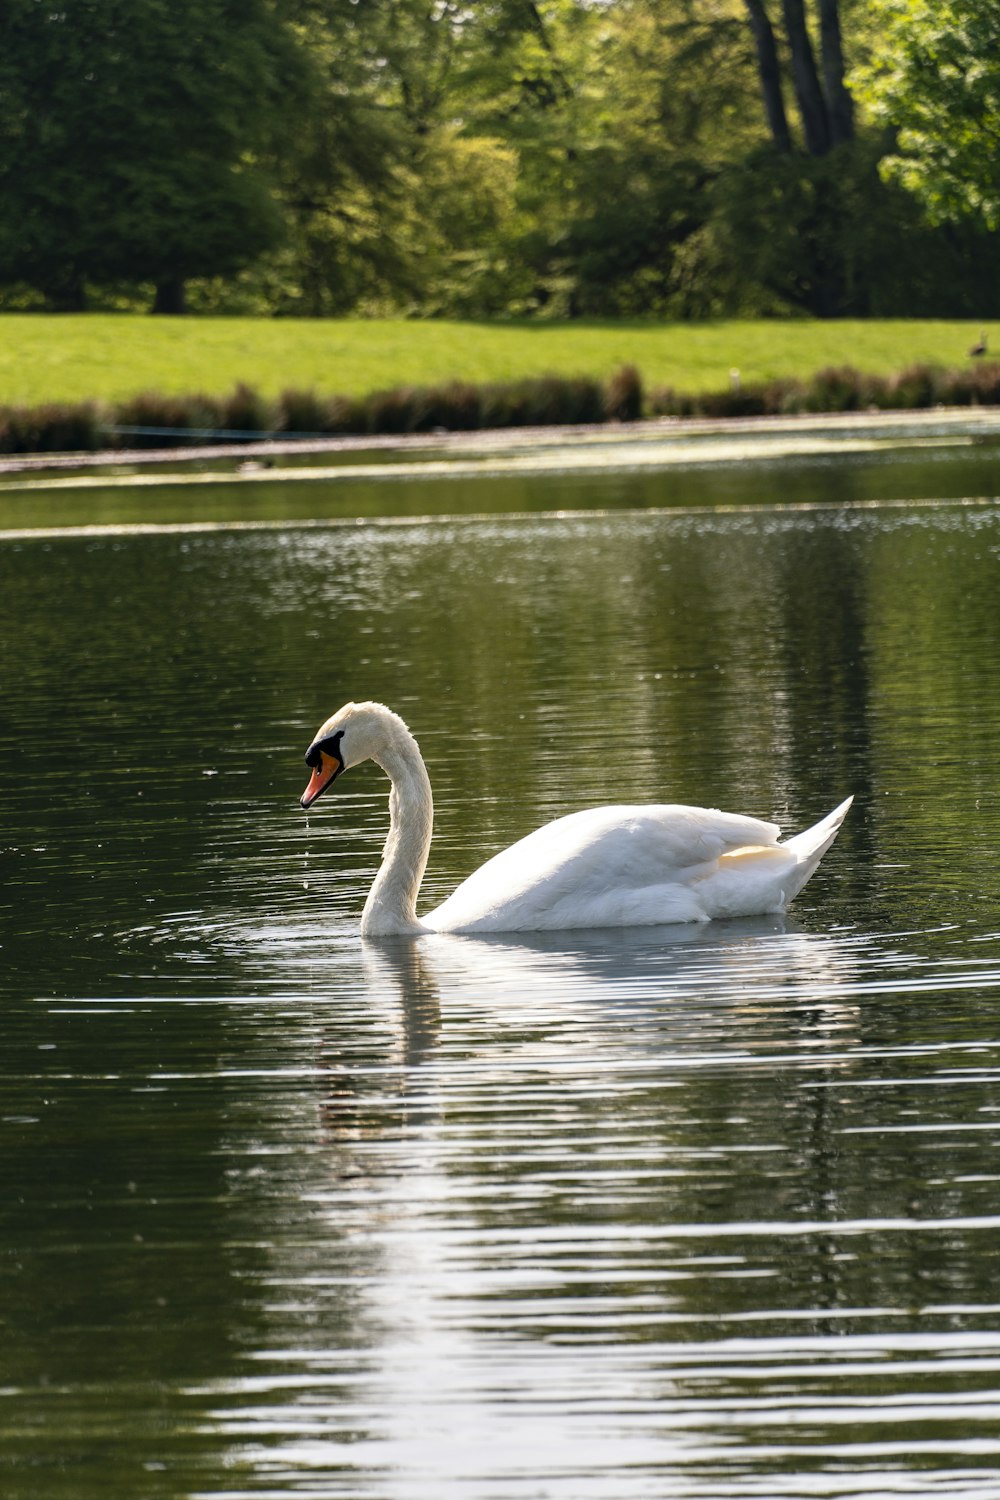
[
  {"x1": 0, "y1": 314, "x2": 993, "y2": 407},
  {"x1": 8, "y1": 359, "x2": 1000, "y2": 457}
]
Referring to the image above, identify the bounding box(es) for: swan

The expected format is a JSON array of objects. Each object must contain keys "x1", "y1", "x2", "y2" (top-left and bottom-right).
[{"x1": 300, "y1": 701, "x2": 853, "y2": 937}]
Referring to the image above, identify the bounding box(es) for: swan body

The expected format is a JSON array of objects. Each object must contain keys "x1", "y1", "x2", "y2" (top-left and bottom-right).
[{"x1": 301, "y1": 701, "x2": 852, "y2": 937}]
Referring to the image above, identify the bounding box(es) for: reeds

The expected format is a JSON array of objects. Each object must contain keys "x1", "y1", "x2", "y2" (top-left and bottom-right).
[
  {"x1": 0, "y1": 368, "x2": 637, "y2": 452},
  {"x1": 648, "y1": 361, "x2": 1000, "y2": 418},
  {"x1": 5, "y1": 360, "x2": 1000, "y2": 455},
  {"x1": 0, "y1": 401, "x2": 104, "y2": 454},
  {"x1": 603, "y1": 363, "x2": 643, "y2": 422}
]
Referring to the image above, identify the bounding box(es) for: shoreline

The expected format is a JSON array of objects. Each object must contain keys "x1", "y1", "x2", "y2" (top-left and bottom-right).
[{"x1": 3, "y1": 405, "x2": 1000, "y2": 481}]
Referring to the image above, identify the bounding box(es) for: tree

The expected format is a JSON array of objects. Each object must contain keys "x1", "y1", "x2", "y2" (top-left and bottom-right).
[
  {"x1": 742, "y1": 0, "x2": 853, "y2": 155},
  {"x1": 0, "y1": 0, "x2": 300, "y2": 310},
  {"x1": 256, "y1": 0, "x2": 529, "y2": 317},
  {"x1": 853, "y1": 0, "x2": 1000, "y2": 229},
  {"x1": 743, "y1": 0, "x2": 792, "y2": 151},
  {"x1": 459, "y1": 0, "x2": 766, "y2": 317}
]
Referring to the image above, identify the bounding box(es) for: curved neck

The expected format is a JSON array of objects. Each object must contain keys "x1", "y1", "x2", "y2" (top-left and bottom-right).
[{"x1": 360, "y1": 728, "x2": 433, "y2": 936}]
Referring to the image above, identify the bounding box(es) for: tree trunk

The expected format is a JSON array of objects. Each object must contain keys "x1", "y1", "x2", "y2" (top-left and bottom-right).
[
  {"x1": 48, "y1": 271, "x2": 87, "y2": 312},
  {"x1": 743, "y1": 0, "x2": 792, "y2": 152},
  {"x1": 152, "y1": 277, "x2": 187, "y2": 315},
  {"x1": 781, "y1": 0, "x2": 831, "y2": 155},
  {"x1": 817, "y1": 0, "x2": 854, "y2": 145}
]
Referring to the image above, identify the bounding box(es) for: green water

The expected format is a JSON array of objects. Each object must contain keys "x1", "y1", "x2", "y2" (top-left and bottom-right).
[
  {"x1": 3, "y1": 413, "x2": 1000, "y2": 532},
  {"x1": 3, "y1": 436, "x2": 1000, "y2": 1497}
]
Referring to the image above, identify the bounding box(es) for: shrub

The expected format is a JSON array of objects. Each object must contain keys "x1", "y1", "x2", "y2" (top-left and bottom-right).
[
  {"x1": 360, "y1": 380, "x2": 484, "y2": 435},
  {"x1": 885, "y1": 363, "x2": 942, "y2": 410},
  {"x1": 689, "y1": 383, "x2": 780, "y2": 418},
  {"x1": 477, "y1": 374, "x2": 605, "y2": 428},
  {"x1": 648, "y1": 379, "x2": 796, "y2": 419},
  {"x1": 936, "y1": 361, "x2": 1000, "y2": 407},
  {"x1": 477, "y1": 380, "x2": 520, "y2": 428},
  {"x1": 968, "y1": 362, "x2": 1000, "y2": 405},
  {"x1": 647, "y1": 385, "x2": 697, "y2": 418},
  {"x1": 278, "y1": 388, "x2": 332, "y2": 434},
  {"x1": 604, "y1": 364, "x2": 644, "y2": 422},
  {"x1": 544, "y1": 375, "x2": 606, "y2": 425},
  {"x1": 274, "y1": 388, "x2": 365, "y2": 435},
  {"x1": 363, "y1": 385, "x2": 426, "y2": 434},
  {"x1": 278, "y1": 387, "x2": 324, "y2": 434},
  {"x1": 0, "y1": 401, "x2": 106, "y2": 454},
  {"x1": 113, "y1": 390, "x2": 223, "y2": 447},
  {"x1": 218, "y1": 382, "x2": 275, "y2": 438},
  {"x1": 325, "y1": 394, "x2": 368, "y2": 435},
  {"x1": 795, "y1": 365, "x2": 883, "y2": 413},
  {"x1": 422, "y1": 381, "x2": 483, "y2": 431}
]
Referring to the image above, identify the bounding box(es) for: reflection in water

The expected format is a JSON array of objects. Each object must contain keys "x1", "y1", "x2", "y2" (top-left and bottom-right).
[
  {"x1": 183, "y1": 917, "x2": 1000, "y2": 1499},
  {"x1": 5, "y1": 497, "x2": 1000, "y2": 1496},
  {"x1": 317, "y1": 940, "x2": 444, "y2": 1142},
  {"x1": 362, "y1": 938, "x2": 443, "y2": 1068}
]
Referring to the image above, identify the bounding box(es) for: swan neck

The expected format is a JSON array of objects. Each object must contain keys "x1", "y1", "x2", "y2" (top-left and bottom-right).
[{"x1": 360, "y1": 731, "x2": 433, "y2": 936}]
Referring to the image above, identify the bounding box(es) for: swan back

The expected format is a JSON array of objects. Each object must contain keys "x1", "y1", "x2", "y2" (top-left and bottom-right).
[
  {"x1": 425, "y1": 803, "x2": 783, "y2": 932},
  {"x1": 424, "y1": 797, "x2": 853, "y2": 934}
]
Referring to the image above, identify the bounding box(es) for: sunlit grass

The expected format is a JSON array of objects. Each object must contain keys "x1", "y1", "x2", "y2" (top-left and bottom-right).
[{"x1": 0, "y1": 314, "x2": 992, "y2": 406}]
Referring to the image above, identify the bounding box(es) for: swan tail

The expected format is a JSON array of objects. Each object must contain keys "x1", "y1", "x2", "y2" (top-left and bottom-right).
[{"x1": 780, "y1": 794, "x2": 854, "y2": 902}]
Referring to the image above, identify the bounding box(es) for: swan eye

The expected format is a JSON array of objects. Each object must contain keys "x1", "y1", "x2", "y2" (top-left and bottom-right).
[{"x1": 305, "y1": 729, "x2": 344, "y2": 770}]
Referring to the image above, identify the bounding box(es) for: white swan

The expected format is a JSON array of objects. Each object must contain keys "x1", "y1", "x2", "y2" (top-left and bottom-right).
[{"x1": 301, "y1": 701, "x2": 853, "y2": 937}]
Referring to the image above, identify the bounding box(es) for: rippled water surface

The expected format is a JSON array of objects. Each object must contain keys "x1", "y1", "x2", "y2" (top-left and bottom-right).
[{"x1": 4, "y1": 441, "x2": 1000, "y2": 1497}]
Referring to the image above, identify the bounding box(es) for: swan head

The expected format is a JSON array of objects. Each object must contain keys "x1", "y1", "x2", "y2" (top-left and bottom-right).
[{"x1": 300, "y1": 701, "x2": 410, "y2": 809}]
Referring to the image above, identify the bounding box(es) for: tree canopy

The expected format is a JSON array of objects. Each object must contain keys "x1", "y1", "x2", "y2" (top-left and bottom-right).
[
  {"x1": 0, "y1": 0, "x2": 297, "y2": 309},
  {"x1": 0, "y1": 0, "x2": 998, "y2": 318},
  {"x1": 853, "y1": 0, "x2": 1000, "y2": 230}
]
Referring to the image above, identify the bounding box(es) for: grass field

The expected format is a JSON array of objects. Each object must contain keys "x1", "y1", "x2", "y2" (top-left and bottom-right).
[{"x1": 0, "y1": 314, "x2": 992, "y2": 407}]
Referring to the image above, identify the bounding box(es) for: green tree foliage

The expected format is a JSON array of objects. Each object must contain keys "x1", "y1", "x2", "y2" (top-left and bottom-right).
[
  {"x1": 711, "y1": 0, "x2": 1000, "y2": 315},
  {"x1": 853, "y1": 0, "x2": 1000, "y2": 230},
  {"x1": 0, "y1": 0, "x2": 998, "y2": 318},
  {"x1": 0, "y1": 0, "x2": 299, "y2": 309},
  {"x1": 708, "y1": 133, "x2": 1000, "y2": 317},
  {"x1": 512, "y1": 1, "x2": 761, "y2": 316},
  {"x1": 240, "y1": 0, "x2": 528, "y2": 317}
]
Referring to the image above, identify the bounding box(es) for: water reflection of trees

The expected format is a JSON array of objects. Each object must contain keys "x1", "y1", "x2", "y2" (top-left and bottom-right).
[
  {"x1": 282, "y1": 505, "x2": 1000, "y2": 925},
  {"x1": 312, "y1": 921, "x2": 1000, "y2": 1347}
]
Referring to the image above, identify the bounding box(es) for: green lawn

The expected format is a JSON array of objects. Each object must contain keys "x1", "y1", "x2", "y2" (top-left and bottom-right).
[{"x1": 0, "y1": 314, "x2": 992, "y2": 407}]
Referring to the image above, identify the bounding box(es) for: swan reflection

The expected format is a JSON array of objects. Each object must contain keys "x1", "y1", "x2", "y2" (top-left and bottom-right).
[
  {"x1": 356, "y1": 914, "x2": 863, "y2": 1063},
  {"x1": 361, "y1": 937, "x2": 442, "y2": 1067}
]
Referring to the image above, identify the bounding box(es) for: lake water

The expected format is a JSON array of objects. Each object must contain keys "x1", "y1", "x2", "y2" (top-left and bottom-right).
[{"x1": 4, "y1": 419, "x2": 1000, "y2": 1497}]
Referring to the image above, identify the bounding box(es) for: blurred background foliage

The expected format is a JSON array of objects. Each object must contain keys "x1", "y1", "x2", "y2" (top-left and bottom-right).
[{"x1": 1, "y1": 0, "x2": 998, "y2": 321}]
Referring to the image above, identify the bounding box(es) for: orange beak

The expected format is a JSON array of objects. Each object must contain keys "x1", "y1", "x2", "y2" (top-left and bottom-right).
[{"x1": 301, "y1": 750, "x2": 343, "y2": 809}]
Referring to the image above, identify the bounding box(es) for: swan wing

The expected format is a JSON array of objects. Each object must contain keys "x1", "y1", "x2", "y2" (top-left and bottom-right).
[{"x1": 424, "y1": 803, "x2": 784, "y2": 933}]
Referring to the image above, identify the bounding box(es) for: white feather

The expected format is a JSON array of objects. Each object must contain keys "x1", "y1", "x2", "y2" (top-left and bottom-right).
[{"x1": 301, "y1": 702, "x2": 852, "y2": 937}]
